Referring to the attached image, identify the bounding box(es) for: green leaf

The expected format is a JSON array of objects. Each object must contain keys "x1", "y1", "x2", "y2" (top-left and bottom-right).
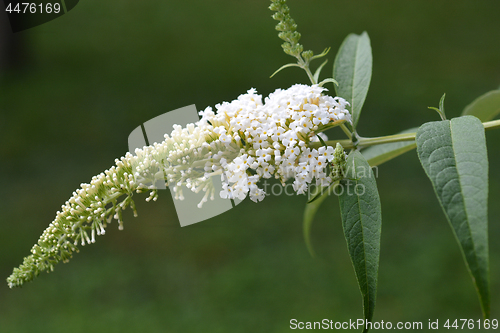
[
  {"x1": 462, "y1": 90, "x2": 500, "y2": 122},
  {"x1": 439, "y1": 93, "x2": 446, "y2": 114},
  {"x1": 309, "y1": 47, "x2": 331, "y2": 62},
  {"x1": 270, "y1": 63, "x2": 302, "y2": 78},
  {"x1": 313, "y1": 59, "x2": 328, "y2": 84},
  {"x1": 428, "y1": 93, "x2": 447, "y2": 121},
  {"x1": 318, "y1": 78, "x2": 339, "y2": 88},
  {"x1": 333, "y1": 32, "x2": 372, "y2": 129},
  {"x1": 416, "y1": 115, "x2": 490, "y2": 318},
  {"x1": 362, "y1": 128, "x2": 417, "y2": 167},
  {"x1": 338, "y1": 151, "x2": 382, "y2": 331}
]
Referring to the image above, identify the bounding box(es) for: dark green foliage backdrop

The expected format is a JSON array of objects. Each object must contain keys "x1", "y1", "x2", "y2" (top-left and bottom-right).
[{"x1": 0, "y1": 1, "x2": 499, "y2": 332}]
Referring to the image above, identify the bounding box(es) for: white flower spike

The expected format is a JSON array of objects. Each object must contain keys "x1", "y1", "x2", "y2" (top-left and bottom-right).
[{"x1": 7, "y1": 84, "x2": 350, "y2": 288}]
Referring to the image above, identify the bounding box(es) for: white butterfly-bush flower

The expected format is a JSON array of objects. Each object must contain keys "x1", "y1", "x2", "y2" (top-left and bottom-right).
[
  {"x1": 7, "y1": 84, "x2": 350, "y2": 288},
  {"x1": 205, "y1": 84, "x2": 350, "y2": 202}
]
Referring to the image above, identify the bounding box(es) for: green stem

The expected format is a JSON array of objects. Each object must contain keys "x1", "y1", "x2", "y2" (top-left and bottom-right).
[
  {"x1": 357, "y1": 132, "x2": 416, "y2": 147},
  {"x1": 299, "y1": 59, "x2": 316, "y2": 84},
  {"x1": 315, "y1": 120, "x2": 347, "y2": 134},
  {"x1": 484, "y1": 119, "x2": 500, "y2": 131},
  {"x1": 309, "y1": 138, "x2": 354, "y2": 149},
  {"x1": 309, "y1": 119, "x2": 500, "y2": 150},
  {"x1": 103, "y1": 191, "x2": 126, "y2": 205},
  {"x1": 340, "y1": 123, "x2": 353, "y2": 139}
]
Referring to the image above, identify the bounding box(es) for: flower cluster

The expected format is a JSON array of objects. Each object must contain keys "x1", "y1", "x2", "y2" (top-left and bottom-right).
[
  {"x1": 7, "y1": 84, "x2": 350, "y2": 288},
  {"x1": 199, "y1": 84, "x2": 350, "y2": 202}
]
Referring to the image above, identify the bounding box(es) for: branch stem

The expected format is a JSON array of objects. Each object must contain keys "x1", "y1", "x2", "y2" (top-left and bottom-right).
[
  {"x1": 309, "y1": 119, "x2": 500, "y2": 150},
  {"x1": 340, "y1": 123, "x2": 353, "y2": 139},
  {"x1": 298, "y1": 58, "x2": 316, "y2": 84},
  {"x1": 484, "y1": 119, "x2": 500, "y2": 131}
]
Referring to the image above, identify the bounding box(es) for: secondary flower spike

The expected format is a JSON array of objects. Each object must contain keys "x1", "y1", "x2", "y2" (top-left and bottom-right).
[{"x1": 7, "y1": 84, "x2": 350, "y2": 288}]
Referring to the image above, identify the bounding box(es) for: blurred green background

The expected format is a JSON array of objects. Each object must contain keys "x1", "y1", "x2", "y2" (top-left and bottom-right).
[{"x1": 1, "y1": 1, "x2": 499, "y2": 332}]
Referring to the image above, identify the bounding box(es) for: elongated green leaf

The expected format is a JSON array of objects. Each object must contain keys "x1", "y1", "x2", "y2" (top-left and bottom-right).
[
  {"x1": 429, "y1": 93, "x2": 447, "y2": 121},
  {"x1": 338, "y1": 151, "x2": 382, "y2": 331},
  {"x1": 416, "y1": 115, "x2": 489, "y2": 318},
  {"x1": 462, "y1": 90, "x2": 500, "y2": 122},
  {"x1": 333, "y1": 32, "x2": 372, "y2": 129},
  {"x1": 313, "y1": 59, "x2": 328, "y2": 84},
  {"x1": 270, "y1": 63, "x2": 302, "y2": 78},
  {"x1": 304, "y1": 125, "x2": 411, "y2": 258},
  {"x1": 362, "y1": 128, "x2": 418, "y2": 167}
]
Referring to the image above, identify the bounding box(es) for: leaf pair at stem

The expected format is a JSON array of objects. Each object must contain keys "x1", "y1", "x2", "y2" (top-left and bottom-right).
[{"x1": 296, "y1": 26, "x2": 498, "y2": 331}]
